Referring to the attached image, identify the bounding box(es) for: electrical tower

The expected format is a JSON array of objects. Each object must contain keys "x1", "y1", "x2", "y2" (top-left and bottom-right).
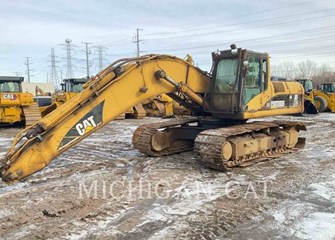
[
  {"x1": 24, "y1": 57, "x2": 31, "y2": 82},
  {"x1": 133, "y1": 28, "x2": 143, "y2": 57},
  {"x1": 97, "y1": 45, "x2": 108, "y2": 71},
  {"x1": 49, "y1": 48, "x2": 59, "y2": 86},
  {"x1": 98, "y1": 45, "x2": 104, "y2": 71},
  {"x1": 82, "y1": 42, "x2": 92, "y2": 78},
  {"x1": 65, "y1": 39, "x2": 74, "y2": 78}
]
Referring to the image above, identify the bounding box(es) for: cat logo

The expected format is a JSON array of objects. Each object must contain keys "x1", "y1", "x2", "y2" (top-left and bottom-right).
[
  {"x1": 75, "y1": 116, "x2": 97, "y2": 136},
  {"x1": 59, "y1": 101, "x2": 104, "y2": 150},
  {"x1": 2, "y1": 94, "x2": 17, "y2": 100}
]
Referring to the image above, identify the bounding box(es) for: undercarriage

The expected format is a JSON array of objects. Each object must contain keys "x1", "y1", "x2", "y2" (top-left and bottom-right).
[{"x1": 132, "y1": 118, "x2": 306, "y2": 170}]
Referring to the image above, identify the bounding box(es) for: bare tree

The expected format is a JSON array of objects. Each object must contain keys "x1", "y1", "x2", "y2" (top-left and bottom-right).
[
  {"x1": 271, "y1": 61, "x2": 297, "y2": 79},
  {"x1": 297, "y1": 60, "x2": 317, "y2": 78},
  {"x1": 312, "y1": 64, "x2": 334, "y2": 85}
]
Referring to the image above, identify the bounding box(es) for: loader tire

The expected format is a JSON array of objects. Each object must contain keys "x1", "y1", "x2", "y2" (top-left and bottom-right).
[{"x1": 314, "y1": 96, "x2": 328, "y2": 112}]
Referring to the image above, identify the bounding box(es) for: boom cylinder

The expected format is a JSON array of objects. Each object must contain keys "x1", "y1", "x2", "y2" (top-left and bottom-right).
[{"x1": 155, "y1": 70, "x2": 209, "y2": 108}]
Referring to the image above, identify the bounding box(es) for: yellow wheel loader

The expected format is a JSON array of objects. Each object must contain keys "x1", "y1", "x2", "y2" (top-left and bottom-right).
[
  {"x1": 295, "y1": 79, "x2": 318, "y2": 114},
  {"x1": 296, "y1": 79, "x2": 335, "y2": 113},
  {"x1": 313, "y1": 83, "x2": 335, "y2": 112},
  {"x1": 40, "y1": 78, "x2": 89, "y2": 117},
  {"x1": 0, "y1": 45, "x2": 306, "y2": 182},
  {"x1": 56, "y1": 77, "x2": 88, "y2": 103},
  {"x1": 0, "y1": 76, "x2": 41, "y2": 127}
]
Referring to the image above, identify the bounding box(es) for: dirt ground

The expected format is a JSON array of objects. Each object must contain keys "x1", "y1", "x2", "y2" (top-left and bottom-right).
[{"x1": 0, "y1": 114, "x2": 334, "y2": 240}]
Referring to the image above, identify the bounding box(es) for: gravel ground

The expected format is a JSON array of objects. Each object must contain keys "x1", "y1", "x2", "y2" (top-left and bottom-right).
[{"x1": 0, "y1": 114, "x2": 334, "y2": 240}]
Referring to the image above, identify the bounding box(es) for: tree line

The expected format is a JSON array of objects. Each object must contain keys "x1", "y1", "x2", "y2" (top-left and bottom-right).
[{"x1": 271, "y1": 60, "x2": 335, "y2": 85}]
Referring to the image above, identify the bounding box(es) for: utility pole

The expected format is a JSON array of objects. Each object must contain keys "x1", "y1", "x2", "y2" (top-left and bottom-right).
[
  {"x1": 25, "y1": 57, "x2": 31, "y2": 82},
  {"x1": 82, "y1": 42, "x2": 92, "y2": 78},
  {"x1": 49, "y1": 48, "x2": 59, "y2": 86},
  {"x1": 65, "y1": 39, "x2": 74, "y2": 78},
  {"x1": 133, "y1": 28, "x2": 143, "y2": 57}
]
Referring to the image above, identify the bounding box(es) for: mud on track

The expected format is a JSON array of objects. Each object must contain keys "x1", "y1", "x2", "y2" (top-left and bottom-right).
[{"x1": 0, "y1": 114, "x2": 334, "y2": 239}]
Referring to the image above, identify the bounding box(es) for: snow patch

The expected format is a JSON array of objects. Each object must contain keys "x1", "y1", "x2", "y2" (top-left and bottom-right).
[{"x1": 295, "y1": 212, "x2": 335, "y2": 240}]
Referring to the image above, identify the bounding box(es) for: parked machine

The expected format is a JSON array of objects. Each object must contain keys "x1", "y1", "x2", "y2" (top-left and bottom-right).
[
  {"x1": 296, "y1": 79, "x2": 335, "y2": 113},
  {"x1": 316, "y1": 82, "x2": 335, "y2": 112},
  {"x1": 0, "y1": 45, "x2": 306, "y2": 182},
  {"x1": 296, "y1": 79, "x2": 318, "y2": 114},
  {"x1": 56, "y1": 78, "x2": 88, "y2": 103},
  {"x1": 320, "y1": 82, "x2": 335, "y2": 93},
  {"x1": 0, "y1": 76, "x2": 41, "y2": 126}
]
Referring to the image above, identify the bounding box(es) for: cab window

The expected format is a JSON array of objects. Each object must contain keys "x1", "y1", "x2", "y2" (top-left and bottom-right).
[
  {"x1": 215, "y1": 59, "x2": 238, "y2": 93},
  {"x1": 0, "y1": 81, "x2": 20, "y2": 92}
]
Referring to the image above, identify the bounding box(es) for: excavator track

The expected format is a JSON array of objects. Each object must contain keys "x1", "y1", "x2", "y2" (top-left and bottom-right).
[
  {"x1": 132, "y1": 104, "x2": 146, "y2": 119},
  {"x1": 23, "y1": 104, "x2": 41, "y2": 127},
  {"x1": 132, "y1": 118, "x2": 199, "y2": 156},
  {"x1": 194, "y1": 121, "x2": 306, "y2": 170}
]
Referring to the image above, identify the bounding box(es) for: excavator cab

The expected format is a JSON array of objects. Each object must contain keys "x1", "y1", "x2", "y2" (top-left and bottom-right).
[{"x1": 209, "y1": 45, "x2": 268, "y2": 117}]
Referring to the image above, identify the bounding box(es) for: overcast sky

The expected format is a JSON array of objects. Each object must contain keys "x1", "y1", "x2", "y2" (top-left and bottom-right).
[{"x1": 0, "y1": 0, "x2": 334, "y2": 83}]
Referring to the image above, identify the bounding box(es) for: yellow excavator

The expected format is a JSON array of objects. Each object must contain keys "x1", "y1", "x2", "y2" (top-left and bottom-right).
[
  {"x1": 0, "y1": 76, "x2": 41, "y2": 127},
  {"x1": 0, "y1": 45, "x2": 306, "y2": 182}
]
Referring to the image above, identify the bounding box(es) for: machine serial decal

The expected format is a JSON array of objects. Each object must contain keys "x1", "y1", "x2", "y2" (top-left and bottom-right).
[
  {"x1": 59, "y1": 101, "x2": 105, "y2": 150},
  {"x1": 264, "y1": 94, "x2": 302, "y2": 109}
]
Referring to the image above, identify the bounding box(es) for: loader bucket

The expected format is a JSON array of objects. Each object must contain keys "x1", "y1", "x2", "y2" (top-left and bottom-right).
[{"x1": 304, "y1": 99, "x2": 318, "y2": 114}]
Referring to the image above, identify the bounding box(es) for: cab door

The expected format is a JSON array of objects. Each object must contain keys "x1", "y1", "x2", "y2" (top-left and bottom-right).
[
  {"x1": 211, "y1": 58, "x2": 241, "y2": 113},
  {"x1": 242, "y1": 55, "x2": 267, "y2": 109}
]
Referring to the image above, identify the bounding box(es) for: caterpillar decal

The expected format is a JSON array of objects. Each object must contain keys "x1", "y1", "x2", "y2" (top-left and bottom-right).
[{"x1": 59, "y1": 101, "x2": 104, "y2": 149}]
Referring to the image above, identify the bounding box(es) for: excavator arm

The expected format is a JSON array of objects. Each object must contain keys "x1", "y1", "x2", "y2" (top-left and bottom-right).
[{"x1": 0, "y1": 55, "x2": 210, "y2": 182}]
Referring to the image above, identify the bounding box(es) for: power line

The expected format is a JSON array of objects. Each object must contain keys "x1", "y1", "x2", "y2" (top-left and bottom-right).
[
  {"x1": 142, "y1": 8, "x2": 335, "y2": 42},
  {"x1": 142, "y1": 1, "x2": 314, "y2": 36}
]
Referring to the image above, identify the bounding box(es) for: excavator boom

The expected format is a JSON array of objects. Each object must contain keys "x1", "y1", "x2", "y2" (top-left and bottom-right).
[{"x1": 0, "y1": 55, "x2": 210, "y2": 181}]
